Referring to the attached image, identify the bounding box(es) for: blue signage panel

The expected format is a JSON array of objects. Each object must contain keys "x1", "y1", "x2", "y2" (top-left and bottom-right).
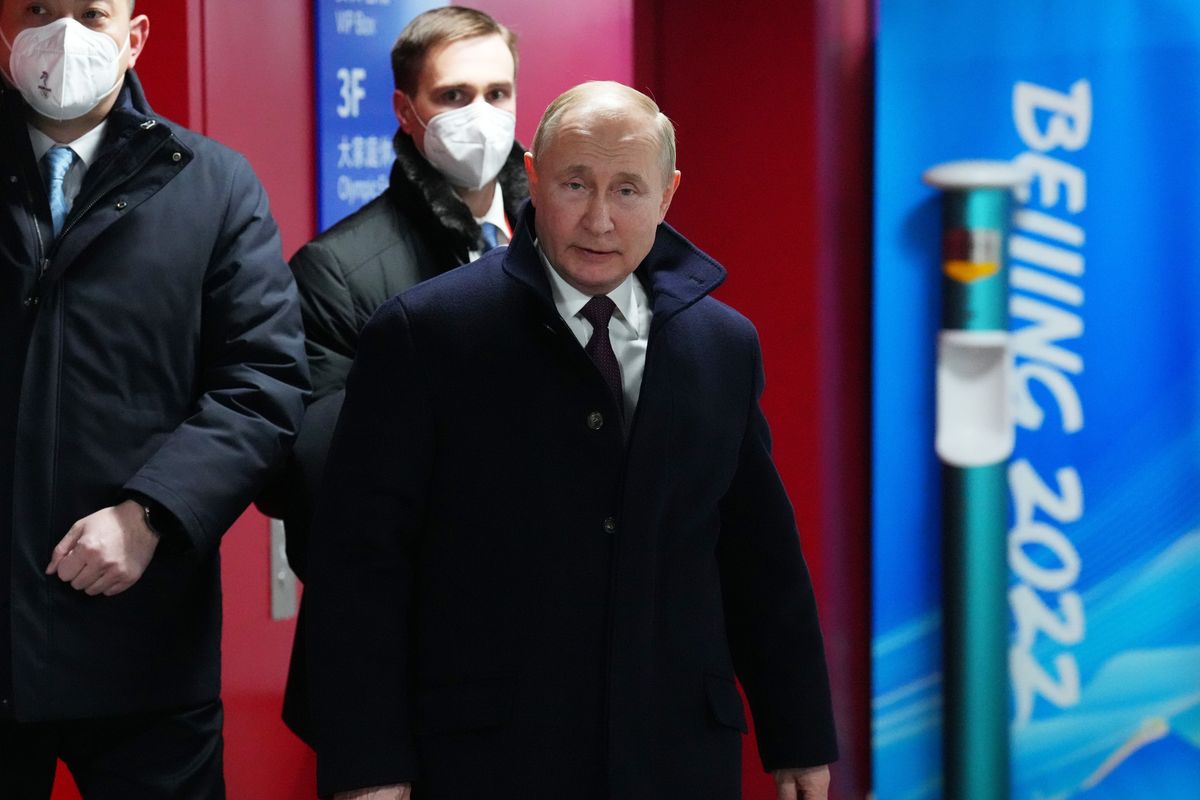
[
  {"x1": 315, "y1": 0, "x2": 445, "y2": 231},
  {"x1": 873, "y1": 2, "x2": 1200, "y2": 797}
]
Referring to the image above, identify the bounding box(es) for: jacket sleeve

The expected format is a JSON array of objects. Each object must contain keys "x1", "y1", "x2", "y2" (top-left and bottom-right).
[
  {"x1": 260, "y1": 229, "x2": 362, "y2": 572},
  {"x1": 290, "y1": 238, "x2": 360, "y2": 401},
  {"x1": 123, "y1": 155, "x2": 310, "y2": 553},
  {"x1": 716, "y1": 331, "x2": 839, "y2": 772},
  {"x1": 305, "y1": 297, "x2": 431, "y2": 795}
]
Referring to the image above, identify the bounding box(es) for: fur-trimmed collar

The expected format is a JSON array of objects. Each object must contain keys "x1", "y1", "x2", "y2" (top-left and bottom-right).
[{"x1": 388, "y1": 130, "x2": 529, "y2": 256}]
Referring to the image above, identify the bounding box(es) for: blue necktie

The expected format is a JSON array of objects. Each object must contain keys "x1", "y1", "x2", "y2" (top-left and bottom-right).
[
  {"x1": 481, "y1": 221, "x2": 504, "y2": 250},
  {"x1": 44, "y1": 145, "x2": 77, "y2": 237}
]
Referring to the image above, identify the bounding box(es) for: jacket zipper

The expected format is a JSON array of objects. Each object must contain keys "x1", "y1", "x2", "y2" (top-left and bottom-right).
[
  {"x1": 31, "y1": 121, "x2": 169, "y2": 301},
  {"x1": 20, "y1": 177, "x2": 47, "y2": 308},
  {"x1": 51, "y1": 122, "x2": 163, "y2": 247}
]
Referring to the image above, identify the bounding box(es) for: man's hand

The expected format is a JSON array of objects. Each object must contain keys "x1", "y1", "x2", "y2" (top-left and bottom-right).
[
  {"x1": 774, "y1": 765, "x2": 831, "y2": 800},
  {"x1": 46, "y1": 500, "x2": 161, "y2": 596},
  {"x1": 334, "y1": 785, "x2": 411, "y2": 800}
]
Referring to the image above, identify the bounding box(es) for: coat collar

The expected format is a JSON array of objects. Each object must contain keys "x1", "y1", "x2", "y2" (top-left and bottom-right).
[
  {"x1": 69, "y1": 70, "x2": 187, "y2": 194},
  {"x1": 502, "y1": 200, "x2": 727, "y2": 330},
  {"x1": 5, "y1": 69, "x2": 190, "y2": 284},
  {"x1": 105, "y1": 69, "x2": 158, "y2": 129}
]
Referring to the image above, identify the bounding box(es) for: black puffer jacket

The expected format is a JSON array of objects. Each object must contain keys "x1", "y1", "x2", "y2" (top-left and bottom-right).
[
  {"x1": 266, "y1": 133, "x2": 529, "y2": 577},
  {"x1": 0, "y1": 72, "x2": 309, "y2": 721},
  {"x1": 298, "y1": 133, "x2": 529, "y2": 403}
]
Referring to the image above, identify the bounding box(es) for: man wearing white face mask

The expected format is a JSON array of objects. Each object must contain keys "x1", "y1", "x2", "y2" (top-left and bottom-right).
[
  {"x1": 0, "y1": 1, "x2": 309, "y2": 798},
  {"x1": 262, "y1": 4, "x2": 527, "y2": 749}
]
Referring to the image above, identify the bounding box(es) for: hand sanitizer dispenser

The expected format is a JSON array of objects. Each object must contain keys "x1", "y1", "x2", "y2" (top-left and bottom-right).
[{"x1": 923, "y1": 159, "x2": 1027, "y2": 800}]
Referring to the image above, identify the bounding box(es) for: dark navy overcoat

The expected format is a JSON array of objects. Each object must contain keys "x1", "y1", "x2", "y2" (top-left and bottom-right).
[{"x1": 306, "y1": 204, "x2": 837, "y2": 799}]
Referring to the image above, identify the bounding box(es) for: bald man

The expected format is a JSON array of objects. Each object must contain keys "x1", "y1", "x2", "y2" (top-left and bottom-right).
[{"x1": 305, "y1": 82, "x2": 837, "y2": 800}]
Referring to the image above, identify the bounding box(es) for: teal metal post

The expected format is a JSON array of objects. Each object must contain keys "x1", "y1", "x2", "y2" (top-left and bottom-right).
[{"x1": 923, "y1": 161, "x2": 1026, "y2": 800}]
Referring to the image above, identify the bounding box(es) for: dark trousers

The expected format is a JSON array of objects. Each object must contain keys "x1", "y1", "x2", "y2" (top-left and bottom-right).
[{"x1": 0, "y1": 699, "x2": 225, "y2": 799}]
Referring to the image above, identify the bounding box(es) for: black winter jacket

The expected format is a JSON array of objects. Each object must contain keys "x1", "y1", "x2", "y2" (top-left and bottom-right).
[
  {"x1": 0, "y1": 72, "x2": 309, "y2": 721},
  {"x1": 297, "y1": 132, "x2": 529, "y2": 404},
  {"x1": 267, "y1": 133, "x2": 529, "y2": 578}
]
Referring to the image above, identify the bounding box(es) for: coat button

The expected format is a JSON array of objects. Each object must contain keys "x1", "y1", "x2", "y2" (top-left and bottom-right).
[
  {"x1": 115, "y1": 200, "x2": 127, "y2": 210},
  {"x1": 587, "y1": 411, "x2": 604, "y2": 430},
  {"x1": 171, "y1": 152, "x2": 182, "y2": 162},
  {"x1": 602, "y1": 517, "x2": 617, "y2": 534}
]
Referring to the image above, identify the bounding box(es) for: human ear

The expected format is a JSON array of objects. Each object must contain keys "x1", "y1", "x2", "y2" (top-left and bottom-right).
[
  {"x1": 659, "y1": 169, "x2": 681, "y2": 219},
  {"x1": 126, "y1": 14, "x2": 150, "y2": 69},
  {"x1": 524, "y1": 151, "x2": 540, "y2": 206}
]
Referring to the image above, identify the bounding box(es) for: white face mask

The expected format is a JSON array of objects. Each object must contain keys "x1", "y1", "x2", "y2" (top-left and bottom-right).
[
  {"x1": 2, "y1": 17, "x2": 128, "y2": 121},
  {"x1": 412, "y1": 101, "x2": 516, "y2": 190}
]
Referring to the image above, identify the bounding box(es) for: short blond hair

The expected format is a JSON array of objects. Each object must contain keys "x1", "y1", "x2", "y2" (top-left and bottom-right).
[{"x1": 531, "y1": 81, "x2": 676, "y2": 184}]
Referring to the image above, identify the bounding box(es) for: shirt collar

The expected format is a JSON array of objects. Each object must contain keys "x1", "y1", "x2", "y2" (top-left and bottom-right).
[
  {"x1": 474, "y1": 184, "x2": 510, "y2": 236},
  {"x1": 536, "y1": 241, "x2": 646, "y2": 337},
  {"x1": 27, "y1": 120, "x2": 109, "y2": 168}
]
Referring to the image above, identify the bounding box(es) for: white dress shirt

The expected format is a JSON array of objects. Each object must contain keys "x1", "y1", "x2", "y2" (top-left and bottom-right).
[
  {"x1": 28, "y1": 121, "x2": 109, "y2": 218},
  {"x1": 468, "y1": 184, "x2": 510, "y2": 261},
  {"x1": 538, "y1": 243, "x2": 653, "y2": 420}
]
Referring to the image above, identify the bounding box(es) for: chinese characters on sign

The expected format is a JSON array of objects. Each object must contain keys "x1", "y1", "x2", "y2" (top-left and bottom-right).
[{"x1": 315, "y1": 0, "x2": 444, "y2": 230}]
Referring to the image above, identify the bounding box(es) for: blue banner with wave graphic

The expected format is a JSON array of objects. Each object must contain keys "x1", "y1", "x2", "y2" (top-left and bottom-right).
[{"x1": 872, "y1": 2, "x2": 1200, "y2": 797}]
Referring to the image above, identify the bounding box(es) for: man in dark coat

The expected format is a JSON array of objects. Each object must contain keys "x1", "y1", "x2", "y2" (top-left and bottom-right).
[
  {"x1": 0, "y1": 2, "x2": 308, "y2": 797},
  {"x1": 305, "y1": 82, "x2": 838, "y2": 800},
  {"x1": 268, "y1": 6, "x2": 529, "y2": 744},
  {"x1": 267, "y1": 6, "x2": 528, "y2": 577}
]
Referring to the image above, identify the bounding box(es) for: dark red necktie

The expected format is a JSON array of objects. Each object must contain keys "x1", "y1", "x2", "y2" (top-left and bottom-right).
[{"x1": 580, "y1": 295, "x2": 623, "y2": 411}]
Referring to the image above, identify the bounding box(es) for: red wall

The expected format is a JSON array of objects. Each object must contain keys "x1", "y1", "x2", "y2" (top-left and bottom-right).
[{"x1": 468, "y1": 0, "x2": 633, "y2": 144}]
